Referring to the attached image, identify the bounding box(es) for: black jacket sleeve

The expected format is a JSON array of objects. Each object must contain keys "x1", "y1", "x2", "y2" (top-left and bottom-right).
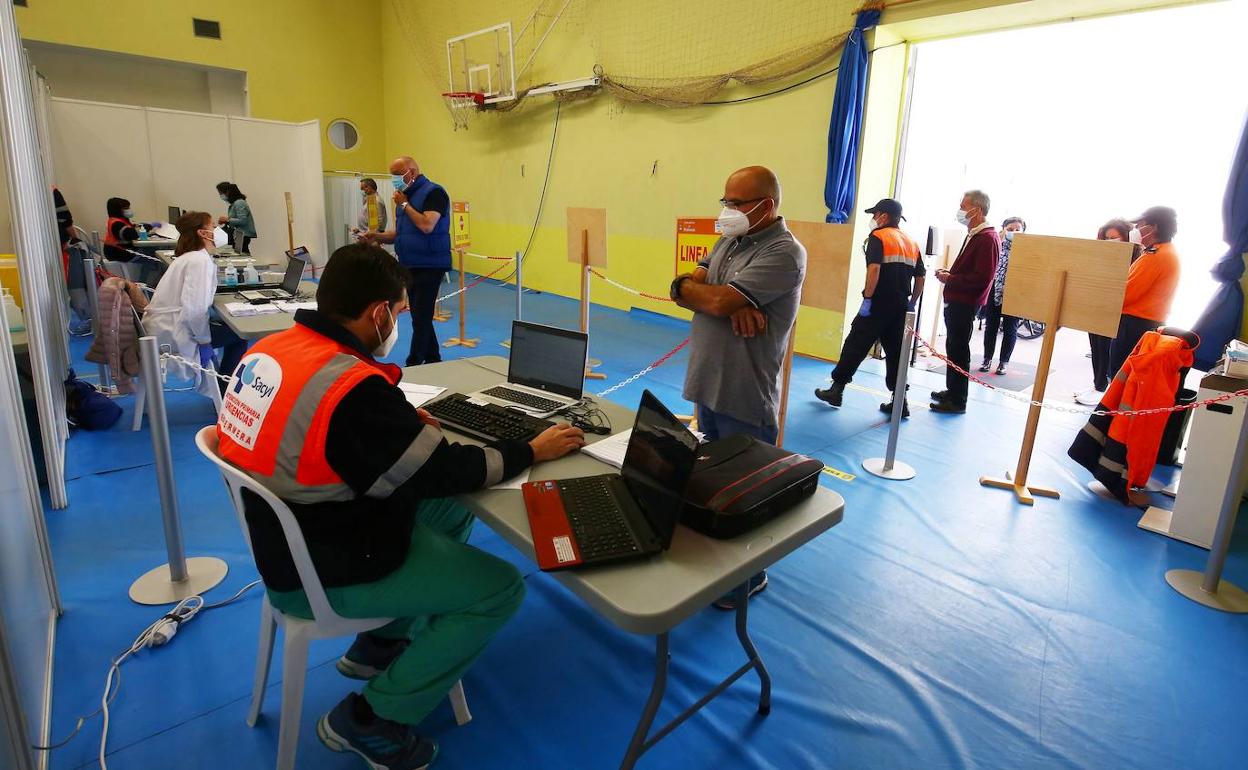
[{"x1": 325, "y1": 375, "x2": 534, "y2": 504}]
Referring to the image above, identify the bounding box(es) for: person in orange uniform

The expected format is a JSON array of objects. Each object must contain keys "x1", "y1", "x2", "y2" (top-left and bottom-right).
[{"x1": 1107, "y1": 206, "x2": 1181, "y2": 377}]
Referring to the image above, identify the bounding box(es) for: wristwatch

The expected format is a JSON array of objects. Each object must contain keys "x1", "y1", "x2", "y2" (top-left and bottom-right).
[
  {"x1": 670, "y1": 275, "x2": 690, "y2": 301},
  {"x1": 397, "y1": 202, "x2": 408, "y2": 211}
]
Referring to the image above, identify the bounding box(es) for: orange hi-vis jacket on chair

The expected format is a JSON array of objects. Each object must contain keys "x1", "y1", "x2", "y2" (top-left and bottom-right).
[
  {"x1": 216, "y1": 323, "x2": 404, "y2": 504},
  {"x1": 1068, "y1": 329, "x2": 1194, "y2": 502}
]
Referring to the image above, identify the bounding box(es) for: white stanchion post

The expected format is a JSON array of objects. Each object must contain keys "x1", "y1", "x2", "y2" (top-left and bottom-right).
[
  {"x1": 128, "y1": 336, "x2": 228, "y2": 605},
  {"x1": 1165, "y1": 402, "x2": 1248, "y2": 613},
  {"x1": 82, "y1": 257, "x2": 111, "y2": 389},
  {"x1": 863, "y1": 311, "x2": 917, "y2": 480}
]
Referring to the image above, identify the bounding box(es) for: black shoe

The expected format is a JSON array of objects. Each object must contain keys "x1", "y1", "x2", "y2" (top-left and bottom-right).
[
  {"x1": 929, "y1": 398, "x2": 966, "y2": 414},
  {"x1": 317, "y1": 693, "x2": 438, "y2": 770},
  {"x1": 995, "y1": 363, "x2": 1007, "y2": 376},
  {"x1": 814, "y1": 382, "x2": 845, "y2": 408},
  {"x1": 712, "y1": 571, "x2": 769, "y2": 610},
  {"x1": 930, "y1": 389, "x2": 950, "y2": 402},
  {"x1": 880, "y1": 400, "x2": 910, "y2": 418},
  {"x1": 978, "y1": 360, "x2": 992, "y2": 372},
  {"x1": 337, "y1": 634, "x2": 410, "y2": 680}
]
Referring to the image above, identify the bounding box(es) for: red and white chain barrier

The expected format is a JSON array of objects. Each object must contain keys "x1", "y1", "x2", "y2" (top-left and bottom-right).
[
  {"x1": 587, "y1": 268, "x2": 676, "y2": 303},
  {"x1": 437, "y1": 261, "x2": 512, "y2": 303},
  {"x1": 465, "y1": 252, "x2": 514, "y2": 261},
  {"x1": 910, "y1": 326, "x2": 1248, "y2": 418},
  {"x1": 596, "y1": 337, "x2": 691, "y2": 398}
]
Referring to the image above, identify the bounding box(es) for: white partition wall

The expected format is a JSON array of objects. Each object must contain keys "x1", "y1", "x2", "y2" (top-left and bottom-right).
[{"x1": 50, "y1": 99, "x2": 327, "y2": 266}]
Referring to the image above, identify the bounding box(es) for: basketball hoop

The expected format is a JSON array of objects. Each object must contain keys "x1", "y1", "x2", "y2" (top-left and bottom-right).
[{"x1": 442, "y1": 91, "x2": 485, "y2": 130}]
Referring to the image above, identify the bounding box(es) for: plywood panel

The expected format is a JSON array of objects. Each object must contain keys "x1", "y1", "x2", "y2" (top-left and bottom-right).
[
  {"x1": 1002, "y1": 234, "x2": 1131, "y2": 337},
  {"x1": 50, "y1": 99, "x2": 154, "y2": 235},
  {"x1": 146, "y1": 109, "x2": 231, "y2": 222},
  {"x1": 787, "y1": 220, "x2": 854, "y2": 313},
  {"x1": 566, "y1": 207, "x2": 607, "y2": 267}
]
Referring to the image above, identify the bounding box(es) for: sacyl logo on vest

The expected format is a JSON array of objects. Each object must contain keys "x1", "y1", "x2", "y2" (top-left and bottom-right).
[{"x1": 220, "y1": 354, "x2": 283, "y2": 448}]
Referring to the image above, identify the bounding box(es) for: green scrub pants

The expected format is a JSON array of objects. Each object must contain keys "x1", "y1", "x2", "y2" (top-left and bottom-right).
[{"x1": 268, "y1": 498, "x2": 525, "y2": 725}]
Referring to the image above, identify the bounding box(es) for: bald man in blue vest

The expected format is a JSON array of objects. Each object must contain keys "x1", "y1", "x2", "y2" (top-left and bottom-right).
[{"x1": 363, "y1": 156, "x2": 452, "y2": 366}]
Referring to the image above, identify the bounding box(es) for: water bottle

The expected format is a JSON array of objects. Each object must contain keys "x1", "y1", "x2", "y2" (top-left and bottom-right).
[
  {"x1": 138, "y1": 225, "x2": 149, "y2": 241},
  {"x1": 224, "y1": 265, "x2": 238, "y2": 287},
  {"x1": 243, "y1": 265, "x2": 259, "y2": 284},
  {"x1": 3, "y1": 289, "x2": 24, "y2": 332}
]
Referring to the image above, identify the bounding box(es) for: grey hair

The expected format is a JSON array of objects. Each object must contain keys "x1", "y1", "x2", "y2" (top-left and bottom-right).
[{"x1": 964, "y1": 190, "x2": 991, "y2": 216}]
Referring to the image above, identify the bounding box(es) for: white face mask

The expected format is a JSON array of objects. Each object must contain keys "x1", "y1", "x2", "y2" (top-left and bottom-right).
[
  {"x1": 1128, "y1": 227, "x2": 1143, "y2": 244},
  {"x1": 1004, "y1": 230, "x2": 1016, "y2": 242},
  {"x1": 373, "y1": 306, "x2": 398, "y2": 358},
  {"x1": 212, "y1": 227, "x2": 229, "y2": 248},
  {"x1": 955, "y1": 209, "x2": 971, "y2": 226},
  {"x1": 715, "y1": 200, "x2": 765, "y2": 238}
]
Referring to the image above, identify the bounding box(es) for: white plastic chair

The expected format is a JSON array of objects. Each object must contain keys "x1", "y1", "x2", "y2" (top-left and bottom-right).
[{"x1": 194, "y1": 427, "x2": 471, "y2": 770}]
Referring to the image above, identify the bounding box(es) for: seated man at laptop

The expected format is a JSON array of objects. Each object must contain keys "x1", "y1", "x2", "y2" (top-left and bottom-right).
[{"x1": 216, "y1": 243, "x2": 584, "y2": 770}]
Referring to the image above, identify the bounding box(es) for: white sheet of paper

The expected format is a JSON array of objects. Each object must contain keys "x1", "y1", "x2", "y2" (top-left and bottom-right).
[
  {"x1": 581, "y1": 429, "x2": 632, "y2": 469},
  {"x1": 489, "y1": 468, "x2": 531, "y2": 490},
  {"x1": 224, "y1": 301, "x2": 281, "y2": 317},
  {"x1": 397, "y1": 382, "x2": 446, "y2": 409},
  {"x1": 275, "y1": 300, "x2": 317, "y2": 313}
]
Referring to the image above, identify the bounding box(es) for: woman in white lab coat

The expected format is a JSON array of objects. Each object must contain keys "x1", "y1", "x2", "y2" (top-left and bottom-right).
[{"x1": 143, "y1": 211, "x2": 247, "y2": 393}]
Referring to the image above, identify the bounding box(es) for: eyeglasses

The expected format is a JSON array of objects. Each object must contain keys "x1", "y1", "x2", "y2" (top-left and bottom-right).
[{"x1": 719, "y1": 197, "x2": 765, "y2": 209}]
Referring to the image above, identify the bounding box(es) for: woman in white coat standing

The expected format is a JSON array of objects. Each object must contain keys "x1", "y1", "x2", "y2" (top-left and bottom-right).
[{"x1": 143, "y1": 211, "x2": 247, "y2": 394}]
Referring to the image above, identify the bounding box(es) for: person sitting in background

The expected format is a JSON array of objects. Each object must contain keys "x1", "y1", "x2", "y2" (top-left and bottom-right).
[
  {"x1": 216, "y1": 182, "x2": 258, "y2": 254},
  {"x1": 979, "y1": 216, "x2": 1026, "y2": 376},
  {"x1": 143, "y1": 211, "x2": 247, "y2": 395},
  {"x1": 215, "y1": 243, "x2": 584, "y2": 769},
  {"x1": 931, "y1": 190, "x2": 999, "y2": 414},
  {"x1": 1107, "y1": 206, "x2": 1181, "y2": 378},
  {"x1": 103, "y1": 196, "x2": 141, "y2": 263},
  {"x1": 354, "y1": 178, "x2": 389, "y2": 239}
]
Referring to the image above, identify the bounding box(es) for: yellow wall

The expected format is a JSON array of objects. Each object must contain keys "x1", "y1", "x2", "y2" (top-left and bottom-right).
[{"x1": 14, "y1": 0, "x2": 386, "y2": 171}]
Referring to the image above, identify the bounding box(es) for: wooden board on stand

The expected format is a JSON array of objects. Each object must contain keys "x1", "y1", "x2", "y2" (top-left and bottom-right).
[
  {"x1": 568, "y1": 207, "x2": 608, "y2": 379},
  {"x1": 980, "y1": 234, "x2": 1132, "y2": 504},
  {"x1": 775, "y1": 221, "x2": 855, "y2": 445},
  {"x1": 443, "y1": 247, "x2": 479, "y2": 348}
]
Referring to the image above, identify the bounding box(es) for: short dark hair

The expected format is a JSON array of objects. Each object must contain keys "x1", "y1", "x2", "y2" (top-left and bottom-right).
[
  {"x1": 1097, "y1": 218, "x2": 1132, "y2": 241},
  {"x1": 1137, "y1": 206, "x2": 1177, "y2": 243},
  {"x1": 1002, "y1": 217, "x2": 1026, "y2": 231},
  {"x1": 316, "y1": 243, "x2": 408, "y2": 321},
  {"x1": 216, "y1": 181, "x2": 230, "y2": 194},
  {"x1": 360, "y1": 177, "x2": 378, "y2": 192},
  {"x1": 106, "y1": 197, "x2": 131, "y2": 217}
]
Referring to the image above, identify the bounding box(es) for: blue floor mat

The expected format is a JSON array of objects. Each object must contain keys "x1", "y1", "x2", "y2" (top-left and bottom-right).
[{"x1": 44, "y1": 280, "x2": 1248, "y2": 769}]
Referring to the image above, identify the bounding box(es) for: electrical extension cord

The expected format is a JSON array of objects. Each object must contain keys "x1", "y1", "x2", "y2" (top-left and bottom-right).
[{"x1": 33, "y1": 579, "x2": 262, "y2": 769}]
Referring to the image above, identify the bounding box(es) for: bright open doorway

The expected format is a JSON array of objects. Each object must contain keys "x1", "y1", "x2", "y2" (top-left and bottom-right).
[{"x1": 897, "y1": 0, "x2": 1248, "y2": 331}]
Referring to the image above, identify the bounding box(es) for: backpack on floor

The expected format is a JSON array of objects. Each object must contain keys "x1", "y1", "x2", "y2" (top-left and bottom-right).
[{"x1": 65, "y1": 369, "x2": 122, "y2": 431}]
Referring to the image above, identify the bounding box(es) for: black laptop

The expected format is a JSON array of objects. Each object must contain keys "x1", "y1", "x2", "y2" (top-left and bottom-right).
[
  {"x1": 521, "y1": 390, "x2": 699, "y2": 570},
  {"x1": 218, "y1": 248, "x2": 307, "y2": 298}
]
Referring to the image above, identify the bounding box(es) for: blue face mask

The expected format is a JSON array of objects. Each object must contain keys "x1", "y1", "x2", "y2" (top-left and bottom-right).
[
  {"x1": 391, "y1": 174, "x2": 407, "y2": 191},
  {"x1": 122, "y1": 209, "x2": 134, "y2": 219}
]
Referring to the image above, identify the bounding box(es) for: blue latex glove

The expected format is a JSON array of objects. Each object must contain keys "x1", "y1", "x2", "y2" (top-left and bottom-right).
[
  {"x1": 907, "y1": 297, "x2": 917, "y2": 312},
  {"x1": 198, "y1": 344, "x2": 215, "y2": 369},
  {"x1": 858, "y1": 298, "x2": 872, "y2": 317}
]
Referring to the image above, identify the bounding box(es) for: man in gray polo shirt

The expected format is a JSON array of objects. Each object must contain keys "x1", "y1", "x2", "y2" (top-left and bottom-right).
[{"x1": 671, "y1": 165, "x2": 806, "y2": 608}]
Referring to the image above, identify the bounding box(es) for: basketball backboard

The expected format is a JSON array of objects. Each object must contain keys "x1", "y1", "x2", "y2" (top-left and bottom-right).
[{"x1": 446, "y1": 22, "x2": 516, "y2": 105}]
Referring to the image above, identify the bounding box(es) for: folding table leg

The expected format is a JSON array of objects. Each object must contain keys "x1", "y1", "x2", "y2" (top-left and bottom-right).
[
  {"x1": 620, "y1": 632, "x2": 669, "y2": 770},
  {"x1": 734, "y1": 582, "x2": 771, "y2": 715}
]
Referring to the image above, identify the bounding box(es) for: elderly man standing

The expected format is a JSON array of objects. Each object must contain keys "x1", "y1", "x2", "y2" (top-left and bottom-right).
[
  {"x1": 671, "y1": 165, "x2": 806, "y2": 609},
  {"x1": 363, "y1": 157, "x2": 451, "y2": 366},
  {"x1": 931, "y1": 190, "x2": 998, "y2": 414}
]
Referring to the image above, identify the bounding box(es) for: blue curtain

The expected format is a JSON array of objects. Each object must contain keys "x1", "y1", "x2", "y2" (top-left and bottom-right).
[
  {"x1": 824, "y1": 8, "x2": 882, "y2": 224},
  {"x1": 1191, "y1": 113, "x2": 1248, "y2": 370}
]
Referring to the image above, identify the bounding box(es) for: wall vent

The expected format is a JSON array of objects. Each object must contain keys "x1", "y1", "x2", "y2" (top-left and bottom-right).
[{"x1": 192, "y1": 18, "x2": 221, "y2": 39}]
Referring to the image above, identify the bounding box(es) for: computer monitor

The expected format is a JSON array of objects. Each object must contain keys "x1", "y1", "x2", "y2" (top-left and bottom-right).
[
  {"x1": 621, "y1": 390, "x2": 699, "y2": 550},
  {"x1": 507, "y1": 320, "x2": 588, "y2": 399},
  {"x1": 167, "y1": 206, "x2": 182, "y2": 223}
]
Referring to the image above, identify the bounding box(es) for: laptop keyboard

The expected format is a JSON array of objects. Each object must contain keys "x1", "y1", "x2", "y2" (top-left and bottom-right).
[
  {"x1": 481, "y1": 385, "x2": 565, "y2": 413},
  {"x1": 558, "y1": 477, "x2": 640, "y2": 560}
]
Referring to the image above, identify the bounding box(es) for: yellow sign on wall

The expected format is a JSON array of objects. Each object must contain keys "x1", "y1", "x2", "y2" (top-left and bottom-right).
[
  {"x1": 451, "y1": 201, "x2": 471, "y2": 247},
  {"x1": 674, "y1": 217, "x2": 718, "y2": 275}
]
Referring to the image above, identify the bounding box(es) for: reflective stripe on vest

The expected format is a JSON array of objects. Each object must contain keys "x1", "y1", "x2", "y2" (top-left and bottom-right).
[
  {"x1": 216, "y1": 325, "x2": 407, "y2": 504},
  {"x1": 871, "y1": 227, "x2": 920, "y2": 267}
]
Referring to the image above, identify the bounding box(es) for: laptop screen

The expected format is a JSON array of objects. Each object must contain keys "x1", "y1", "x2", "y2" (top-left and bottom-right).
[
  {"x1": 507, "y1": 321, "x2": 588, "y2": 399},
  {"x1": 280, "y1": 249, "x2": 308, "y2": 293},
  {"x1": 621, "y1": 390, "x2": 699, "y2": 549}
]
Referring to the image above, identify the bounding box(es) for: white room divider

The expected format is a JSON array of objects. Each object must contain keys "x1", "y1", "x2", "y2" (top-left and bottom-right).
[{"x1": 50, "y1": 99, "x2": 328, "y2": 267}]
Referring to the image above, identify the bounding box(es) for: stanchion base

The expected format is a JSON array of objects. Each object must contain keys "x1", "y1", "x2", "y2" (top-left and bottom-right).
[
  {"x1": 981, "y1": 473, "x2": 1060, "y2": 506},
  {"x1": 1165, "y1": 569, "x2": 1248, "y2": 613},
  {"x1": 443, "y1": 337, "x2": 479, "y2": 348},
  {"x1": 432, "y1": 311, "x2": 452, "y2": 322},
  {"x1": 500, "y1": 341, "x2": 511, "y2": 349},
  {"x1": 129, "y1": 557, "x2": 229, "y2": 606},
  {"x1": 863, "y1": 458, "x2": 915, "y2": 480}
]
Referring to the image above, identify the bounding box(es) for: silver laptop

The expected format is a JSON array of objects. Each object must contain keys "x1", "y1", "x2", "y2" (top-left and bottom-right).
[
  {"x1": 237, "y1": 249, "x2": 307, "y2": 301},
  {"x1": 469, "y1": 321, "x2": 588, "y2": 418}
]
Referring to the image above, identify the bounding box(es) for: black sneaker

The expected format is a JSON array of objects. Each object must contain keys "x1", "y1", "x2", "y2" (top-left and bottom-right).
[
  {"x1": 995, "y1": 363, "x2": 1007, "y2": 376},
  {"x1": 337, "y1": 634, "x2": 410, "y2": 680},
  {"x1": 930, "y1": 389, "x2": 950, "y2": 402},
  {"x1": 713, "y1": 571, "x2": 769, "y2": 610},
  {"x1": 978, "y1": 360, "x2": 992, "y2": 372},
  {"x1": 317, "y1": 693, "x2": 438, "y2": 770},
  {"x1": 929, "y1": 398, "x2": 966, "y2": 414},
  {"x1": 879, "y1": 400, "x2": 910, "y2": 418},
  {"x1": 814, "y1": 383, "x2": 845, "y2": 408}
]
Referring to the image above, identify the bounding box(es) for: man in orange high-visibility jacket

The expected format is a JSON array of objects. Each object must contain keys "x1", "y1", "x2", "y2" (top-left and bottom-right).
[
  {"x1": 1108, "y1": 206, "x2": 1182, "y2": 377},
  {"x1": 218, "y1": 243, "x2": 584, "y2": 769}
]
